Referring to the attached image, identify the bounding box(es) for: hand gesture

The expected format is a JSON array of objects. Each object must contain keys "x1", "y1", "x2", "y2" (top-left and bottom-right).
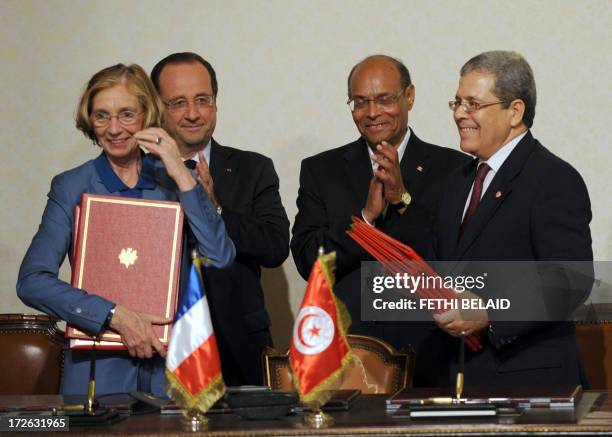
[
  {"x1": 362, "y1": 177, "x2": 385, "y2": 223},
  {"x1": 194, "y1": 151, "x2": 220, "y2": 208},
  {"x1": 134, "y1": 128, "x2": 196, "y2": 192},
  {"x1": 371, "y1": 141, "x2": 407, "y2": 205}
]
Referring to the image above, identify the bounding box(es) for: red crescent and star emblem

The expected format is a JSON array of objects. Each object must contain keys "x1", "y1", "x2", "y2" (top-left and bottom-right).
[{"x1": 292, "y1": 306, "x2": 335, "y2": 355}]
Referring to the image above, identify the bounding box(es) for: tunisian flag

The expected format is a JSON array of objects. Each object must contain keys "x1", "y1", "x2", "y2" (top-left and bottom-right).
[{"x1": 289, "y1": 251, "x2": 352, "y2": 407}]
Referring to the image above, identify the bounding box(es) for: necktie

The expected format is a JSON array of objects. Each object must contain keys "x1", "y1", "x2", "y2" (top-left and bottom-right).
[
  {"x1": 184, "y1": 159, "x2": 197, "y2": 170},
  {"x1": 460, "y1": 162, "x2": 491, "y2": 235}
]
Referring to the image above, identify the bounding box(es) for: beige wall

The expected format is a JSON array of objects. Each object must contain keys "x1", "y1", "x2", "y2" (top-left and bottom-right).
[{"x1": 1, "y1": 0, "x2": 610, "y2": 349}]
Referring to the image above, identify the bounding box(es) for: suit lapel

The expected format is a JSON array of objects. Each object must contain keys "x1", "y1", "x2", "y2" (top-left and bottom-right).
[
  {"x1": 90, "y1": 171, "x2": 111, "y2": 195},
  {"x1": 209, "y1": 140, "x2": 236, "y2": 205},
  {"x1": 448, "y1": 159, "x2": 479, "y2": 247},
  {"x1": 344, "y1": 138, "x2": 373, "y2": 207},
  {"x1": 452, "y1": 132, "x2": 536, "y2": 260},
  {"x1": 400, "y1": 130, "x2": 431, "y2": 196}
]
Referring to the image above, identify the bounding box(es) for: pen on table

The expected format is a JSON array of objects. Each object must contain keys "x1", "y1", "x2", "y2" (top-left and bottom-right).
[{"x1": 418, "y1": 397, "x2": 457, "y2": 405}]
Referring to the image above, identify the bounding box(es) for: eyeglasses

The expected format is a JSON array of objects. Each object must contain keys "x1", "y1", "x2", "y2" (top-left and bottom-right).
[
  {"x1": 164, "y1": 96, "x2": 216, "y2": 113},
  {"x1": 448, "y1": 99, "x2": 505, "y2": 113},
  {"x1": 347, "y1": 88, "x2": 406, "y2": 112},
  {"x1": 91, "y1": 110, "x2": 143, "y2": 127}
]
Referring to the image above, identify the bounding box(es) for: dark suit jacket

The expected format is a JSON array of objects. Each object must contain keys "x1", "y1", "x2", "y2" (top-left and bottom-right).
[
  {"x1": 432, "y1": 131, "x2": 593, "y2": 387},
  {"x1": 291, "y1": 130, "x2": 470, "y2": 386},
  {"x1": 197, "y1": 139, "x2": 290, "y2": 386}
]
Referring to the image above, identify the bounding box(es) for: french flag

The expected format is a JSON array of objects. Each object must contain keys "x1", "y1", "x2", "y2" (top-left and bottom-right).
[{"x1": 166, "y1": 256, "x2": 226, "y2": 412}]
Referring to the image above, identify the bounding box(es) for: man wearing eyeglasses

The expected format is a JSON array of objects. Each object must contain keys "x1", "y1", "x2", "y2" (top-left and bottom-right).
[
  {"x1": 291, "y1": 55, "x2": 470, "y2": 387},
  {"x1": 431, "y1": 51, "x2": 593, "y2": 387},
  {"x1": 150, "y1": 52, "x2": 290, "y2": 386}
]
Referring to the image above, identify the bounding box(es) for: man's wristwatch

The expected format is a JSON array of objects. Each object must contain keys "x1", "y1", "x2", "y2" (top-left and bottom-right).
[{"x1": 389, "y1": 191, "x2": 412, "y2": 210}]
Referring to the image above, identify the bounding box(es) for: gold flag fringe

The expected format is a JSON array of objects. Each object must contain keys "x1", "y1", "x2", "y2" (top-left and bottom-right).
[
  {"x1": 296, "y1": 349, "x2": 357, "y2": 408},
  {"x1": 165, "y1": 370, "x2": 226, "y2": 414}
]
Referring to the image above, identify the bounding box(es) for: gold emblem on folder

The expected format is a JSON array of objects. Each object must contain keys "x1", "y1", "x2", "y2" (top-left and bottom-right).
[{"x1": 118, "y1": 248, "x2": 138, "y2": 268}]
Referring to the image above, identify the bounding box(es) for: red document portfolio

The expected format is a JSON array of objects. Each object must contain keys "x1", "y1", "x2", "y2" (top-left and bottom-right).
[{"x1": 66, "y1": 193, "x2": 184, "y2": 350}]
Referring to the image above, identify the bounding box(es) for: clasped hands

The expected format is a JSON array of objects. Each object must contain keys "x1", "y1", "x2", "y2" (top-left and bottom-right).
[
  {"x1": 433, "y1": 289, "x2": 490, "y2": 339},
  {"x1": 363, "y1": 141, "x2": 408, "y2": 223}
]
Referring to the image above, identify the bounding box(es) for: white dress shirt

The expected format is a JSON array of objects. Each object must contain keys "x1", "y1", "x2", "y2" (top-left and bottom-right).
[
  {"x1": 182, "y1": 140, "x2": 212, "y2": 166},
  {"x1": 367, "y1": 128, "x2": 410, "y2": 170},
  {"x1": 462, "y1": 131, "x2": 528, "y2": 220}
]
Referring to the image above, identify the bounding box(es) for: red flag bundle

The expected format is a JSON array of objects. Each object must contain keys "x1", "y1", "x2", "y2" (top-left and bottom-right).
[
  {"x1": 347, "y1": 216, "x2": 483, "y2": 351},
  {"x1": 289, "y1": 251, "x2": 353, "y2": 407}
]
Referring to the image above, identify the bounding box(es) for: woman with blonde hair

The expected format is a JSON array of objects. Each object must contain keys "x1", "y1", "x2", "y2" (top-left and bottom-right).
[{"x1": 17, "y1": 63, "x2": 234, "y2": 396}]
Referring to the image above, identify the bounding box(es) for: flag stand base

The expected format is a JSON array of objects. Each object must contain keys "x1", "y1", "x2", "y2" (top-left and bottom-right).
[
  {"x1": 304, "y1": 409, "x2": 334, "y2": 428},
  {"x1": 182, "y1": 410, "x2": 209, "y2": 431}
]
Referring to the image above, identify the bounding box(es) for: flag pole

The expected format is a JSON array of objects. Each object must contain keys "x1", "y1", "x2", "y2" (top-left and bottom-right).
[
  {"x1": 180, "y1": 251, "x2": 209, "y2": 430},
  {"x1": 304, "y1": 407, "x2": 334, "y2": 428}
]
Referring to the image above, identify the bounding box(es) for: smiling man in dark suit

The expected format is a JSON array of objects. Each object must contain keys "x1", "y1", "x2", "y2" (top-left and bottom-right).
[
  {"x1": 291, "y1": 55, "x2": 470, "y2": 387},
  {"x1": 433, "y1": 50, "x2": 593, "y2": 387},
  {"x1": 151, "y1": 52, "x2": 290, "y2": 385}
]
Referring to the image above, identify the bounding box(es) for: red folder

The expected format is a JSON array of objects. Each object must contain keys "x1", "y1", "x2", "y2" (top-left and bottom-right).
[{"x1": 66, "y1": 194, "x2": 184, "y2": 350}]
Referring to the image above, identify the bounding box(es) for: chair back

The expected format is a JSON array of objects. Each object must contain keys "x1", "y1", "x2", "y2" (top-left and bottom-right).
[
  {"x1": 0, "y1": 314, "x2": 64, "y2": 394},
  {"x1": 575, "y1": 304, "x2": 612, "y2": 390},
  {"x1": 263, "y1": 334, "x2": 413, "y2": 394}
]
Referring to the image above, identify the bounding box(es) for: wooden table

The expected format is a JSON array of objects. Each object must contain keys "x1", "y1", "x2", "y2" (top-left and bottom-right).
[{"x1": 1, "y1": 391, "x2": 612, "y2": 436}]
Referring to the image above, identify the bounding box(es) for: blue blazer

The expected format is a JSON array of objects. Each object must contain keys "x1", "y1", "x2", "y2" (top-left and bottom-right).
[{"x1": 17, "y1": 153, "x2": 235, "y2": 396}]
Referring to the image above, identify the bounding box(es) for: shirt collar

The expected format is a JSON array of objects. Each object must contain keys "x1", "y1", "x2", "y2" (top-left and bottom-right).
[
  {"x1": 367, "y1": 128, "x2": 411, "y2": 169},
  {"x1": 94, "y1": 151, "x2": 155, "y2": 193},
  {"x1": 481, "y1": 130, "x2": 528, "y2": 173},
  {"x1": 182, "y1": 140, "x2": 212, "y2": 166}
]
